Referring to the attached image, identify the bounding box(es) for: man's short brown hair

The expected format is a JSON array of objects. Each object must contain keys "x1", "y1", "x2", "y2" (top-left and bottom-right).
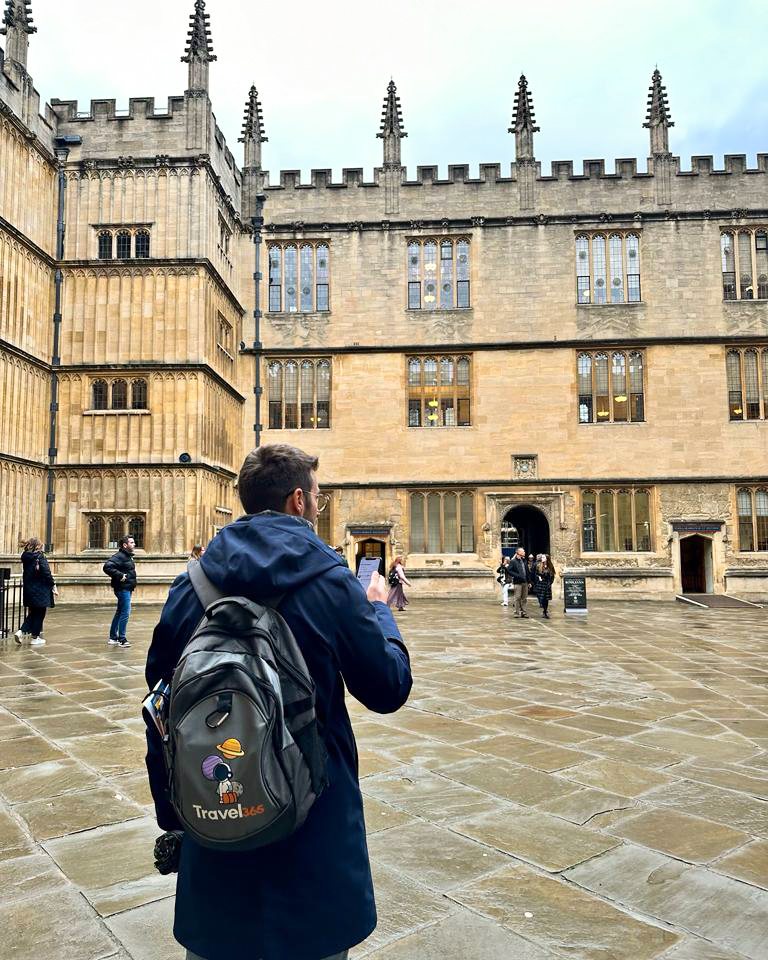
[{"x1": 237, "y1": 443, "x2": 319, "y2": 515}]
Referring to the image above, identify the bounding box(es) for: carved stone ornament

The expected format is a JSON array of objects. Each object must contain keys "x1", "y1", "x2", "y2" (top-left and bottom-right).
[
  {"x1": 117, "y1": 156, "x2": 135, "y2": 168},
  {"x1": 471, "y1": 216, "x2": 485, "y2": 227},
  {"x1": 512, "y1": 455, "x2": 538, "y2": 479}
]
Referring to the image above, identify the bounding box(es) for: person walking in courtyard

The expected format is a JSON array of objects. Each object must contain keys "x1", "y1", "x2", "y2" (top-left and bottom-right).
[
  {"x1": 387, "y1": 555, "x2": 411, "y2": 611},
  {"x1": 104, "y1": 535, "x2": 136, "y2": 647},
  {"x1": 144, "y1": 443, "x2": 412, "y2": 960},
  {"x1": 533, "y1": 554, "x2": 556, "y2": 619},
  {"x1": 496, "y1": 555, "x2": 513, "y2": 605},
  {"x1": 15, "y1": 538, "x2": 57, "y2": 645},
  {"x1": 510, "y1": 547, "x2": 530, "y2": 618}
]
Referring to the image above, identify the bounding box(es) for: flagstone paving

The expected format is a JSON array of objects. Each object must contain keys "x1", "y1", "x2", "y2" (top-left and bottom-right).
[{"x1": 0, "y1": 598, "x2": 767, "y2": 959}]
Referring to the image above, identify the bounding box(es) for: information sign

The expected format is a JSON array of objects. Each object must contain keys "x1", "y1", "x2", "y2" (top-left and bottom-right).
[{"x1": 563, "y1": 575, "x2": 588, "y2": 614}]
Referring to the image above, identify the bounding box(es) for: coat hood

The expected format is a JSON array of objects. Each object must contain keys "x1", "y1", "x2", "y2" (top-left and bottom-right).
[{"x1": 199, "y1": 511, "x2": 343, "y2": 598}]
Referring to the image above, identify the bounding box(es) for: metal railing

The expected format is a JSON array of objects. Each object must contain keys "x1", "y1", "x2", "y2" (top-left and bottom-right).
[{"x1": 0, "y1": 570, "x2": 24, "y2": 639}]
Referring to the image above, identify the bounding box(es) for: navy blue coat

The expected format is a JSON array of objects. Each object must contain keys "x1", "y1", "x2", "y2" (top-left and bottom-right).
[
  {"x1": 144, "y1": 512, "x2": 412, "y2": 960},
  {"x1": 21, "y1": 550, "x2": 55, "y2": 608}
]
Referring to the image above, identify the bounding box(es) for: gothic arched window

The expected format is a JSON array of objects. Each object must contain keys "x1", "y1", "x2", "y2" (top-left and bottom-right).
[
  {"x1": 128, "y1": 516, "x2": 145, "y2": 550},
  {"x1": 725, "y1": 347, "x2": 768, "y2": 421},
  {"x1": 283, "y1": 360, "x2": 299, "y2": 428},
  {"x1": 135, "y1": 230, "x2": 150, "y2": 258},
  {"x1": 581, "y1": 488, "x2": 653, "y2": 552},
  {"x1": 284, "y1": 246, "x2": 298, "y2": 313},
  {"x1": 111, "y1": 379, "x2": 128, "y2": 409},
  {"x1": 131, "y1": 379, "x2": 148, "y2": 410},
  {"x1": 407, "y1": 238, "x2": 470, "y2": 310},
  {"x1": 577, "y1": 350, "x2": 644, "y2": 424},
  {"x1": 266, "y1": 359, "x2": 331, "y2": 430},
  {"x1": 108, "y1": 517, "x2": 123, "y2": 549},
  {"x1": 98, "y1": 231, "x2": 113, "y2": 260},
  {"x1": 87, "y1": 516, "x2": 105, "y2": 549},
  {"x1": 92, "y1": 379, "x2": 108, "y2": 410},
  {"x1": 116, "y1": 231, "x2": 132, "y2": 259},
  {"x1": 576, "y1": 233, "x2": 641, "y2": 304}
]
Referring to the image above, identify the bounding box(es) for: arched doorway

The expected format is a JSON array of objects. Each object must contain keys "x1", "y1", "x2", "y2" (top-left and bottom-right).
[
  {"x1": 680, "y1": 535, "x2": 713, "y2": 594},
  {"x1": 501, "y1": 506, "x2": 550, "y2": 559},
  {"x1": 354, "y1": 537, "x2": 386, "y2": 576}
]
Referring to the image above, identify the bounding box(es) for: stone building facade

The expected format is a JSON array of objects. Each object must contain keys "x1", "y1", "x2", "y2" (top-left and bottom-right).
[{"x1": 1, "y1": 1, "x2": 767, "y2": 601}]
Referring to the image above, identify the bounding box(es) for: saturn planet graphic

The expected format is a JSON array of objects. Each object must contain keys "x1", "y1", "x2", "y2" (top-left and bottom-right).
[{"x1": 217, "y1": 737, "x2": 245, "y2": 759}]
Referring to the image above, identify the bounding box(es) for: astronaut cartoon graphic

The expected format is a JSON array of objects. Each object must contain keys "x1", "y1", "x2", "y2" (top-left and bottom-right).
[{"x1": 201, "y1": 738, "x2": 245, "y2": 805}]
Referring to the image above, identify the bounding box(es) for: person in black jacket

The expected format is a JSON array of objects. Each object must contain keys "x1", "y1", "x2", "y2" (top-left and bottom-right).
[
  {"x1": 532, "y1": 554, "x2": 556, "y2": 619},
  {"x1": 103, "y1": 535, "x2": 136, "y2": 648},
  {"x1": 496, "y1": 556, "x2": 513, "y2": 606},
  {"x1": 145, "y1": 443, "x2": 412, "y2": 960},
  {"x1": 15, "y1": 538, "x2": 57, "y2": 646},
  {"x1": 509, "y1": 547, "x2": 531, "y2": 618}
]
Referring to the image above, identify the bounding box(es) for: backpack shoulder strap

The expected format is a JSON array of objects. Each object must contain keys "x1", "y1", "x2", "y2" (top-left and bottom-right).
[{"x1": 186, "y1": 560, "x2": 285, "y2": 612}]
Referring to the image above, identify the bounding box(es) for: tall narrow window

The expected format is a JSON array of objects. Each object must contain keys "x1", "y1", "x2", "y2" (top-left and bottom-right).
[
  {"x1": 111, "y1": 379, "x2": 127, "y2": 409},
  {"x1": 128, "y1": 516, "x2": 145, "y2": 550},
  {"x1": 300, "y1": 245, "x2": 314, "y2": 312},
  {"x1": 408, "y1": 357, "x2": 422, "y2": 426},
  {"x1": 616, "y1": 489, "x2": 633, "y2": 550},
  {"x1": 426, "y1": 493, "x2": 441, "y2": 551},
  {"x1": 634, "y1": 489, "x2": 651, "y2": 551},
  {"x1": 443, "y1": 493, "x2": 458, "y2": 552},
  {"x1": 578, "y1": 353, "x2": 593, "y2": 423},
  {"x1": 612, "y1": 352, "x2": 628, "y2": 422},
  {"x1": 457, "y1": 356, "x2": 471, "y2": 426},
  {"x1": 440, "y1": 356, "x2": 454, "y2": 426},
  {"x1": 592, "y1": 235, "x2": 607, "y2": 305},
  {"x1": 721, "y1": 233, "x2": 736, "y2": 300},
  {"x1": 92, "y1": 379, "x2": 108, "y2": 410},
  {"x1": 460, "y1": 492, "x2": 474, "y2": 551},
  {"x1": 763, "y1": 351, "x2": 768, "y2": 418},
  {"x1": 284, "y1": 360, "x2": 298, "y2": 428},
  {"x1": 440, "y1": 240, "x2": 454, "y2": 309},
  {"x1": 316, "y1": 359, "x2": 330, "y2": 428},
  {"x1": 87, "y1": 516, "x2": 105, "y2": 549},
  {"x1": 598, "y1": 490, "x2": 615, "y2": 550},
  {"x1": 582, "y1": 490, "x2": 597, "y2": 551},
  {"x1": 268, "y1": 361, "x2": 283, "y2": 429},
  {"x1": 410, "y1": 493, "x2": 425, "y2": 553},
  {"x1": 609, "y1": 234, "x2": 624, "y2": 304},
  {"x1": 727, "y1": 350, "x2": 744, "y2": 419},
  {"x1": 108, "y1": 517, "x2": 123, "y2": 550},
  {"x1": 456, "y1": 239, "x2": 470, "y2": 308},
  {"x1": 268, "y1": 247, "x2": 282, "y2": 312},
  {"x1": 626, "y1": 234, "x2": 641, "y2": 301},
  {"x1": 756, "y1": 232, "x2": 768, "y2": 299},
  {"x1": 739, "y1": 231, "x2": 754, "y2": 299},
  {"x1": 284, "y1": 245, "x2": 298, "y2": 313},
  {"x1": 408, "y1": 242, "x2": 421, "y2": 309},
  {"x1": 744, "y1": 349, "x2": 760, "y2": 419},
  {"x1": 737, "y1": 488, "x2": 754, "y2": 551},
  {"x1": 316, "y1": 244, "x2": 329, "y2": 312},
  {"x1": 578, "y1": 350, "x2": 644, "y2": 423},
  {"x1": 98, "y1": 231, "x2": 113, "y2": 260},
  {"x1": 135, "y1": 230, "x2": 150, "y2": 258},
  {"x1": 131, "y1": 379, "x2": 147, "y2": 410},
  {"x1": 423, "y1": 241, "x2": 438, "y2": 308},
  {"x1": 116, "y1": 231, "x2": 132, "y2": 259},
  {"x1": 300, "y1": 359, "x2": 315, "y2": 428},
  {"x1": 576, "y1": 235, "x2": 590, "y2": 303},
  {"x1": 757, "y1": 489, "x2": 768, "y2": 551}
]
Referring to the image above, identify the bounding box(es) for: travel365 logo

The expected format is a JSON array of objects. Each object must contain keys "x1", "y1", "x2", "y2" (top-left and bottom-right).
[{"x1": 193, "y1": 737, "x2": 267, "y2": 821}]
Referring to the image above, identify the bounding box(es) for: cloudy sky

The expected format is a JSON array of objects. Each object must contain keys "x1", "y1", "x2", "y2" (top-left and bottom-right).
[{"x1": 23, "y1": 0, "x2": 768, "y2": 178}]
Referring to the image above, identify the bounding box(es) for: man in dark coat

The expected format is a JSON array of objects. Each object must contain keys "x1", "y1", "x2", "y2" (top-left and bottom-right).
[
  {"x1": 103, "y1": 535, "x2": 136, "y2": 647},
  {"x1": 509, "y1": 547, "x2": 531, "y2": 618},
  {"x1": 144, "y1": 443, "x2": 412, "y2": 960}
]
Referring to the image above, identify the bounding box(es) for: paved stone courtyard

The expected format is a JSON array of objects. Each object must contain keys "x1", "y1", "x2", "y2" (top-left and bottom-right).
[{"x1": 0, "y1": 599, "x2": 767, "y2": 960}]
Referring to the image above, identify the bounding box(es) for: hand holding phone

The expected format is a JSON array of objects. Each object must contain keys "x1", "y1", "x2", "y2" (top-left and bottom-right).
[{"x1": 366, "y1": 571, "x2": 388, "y2": 605}]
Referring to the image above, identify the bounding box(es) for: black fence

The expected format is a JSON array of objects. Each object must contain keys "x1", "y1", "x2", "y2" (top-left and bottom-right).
[{"x1": 0, "y1": 569, "x2": 24, "y2": 639}]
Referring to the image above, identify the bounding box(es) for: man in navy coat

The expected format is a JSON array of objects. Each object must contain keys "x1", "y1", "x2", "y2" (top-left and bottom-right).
[{"x1": 145, "y1": 443, "x2": 413, "y2": 960}]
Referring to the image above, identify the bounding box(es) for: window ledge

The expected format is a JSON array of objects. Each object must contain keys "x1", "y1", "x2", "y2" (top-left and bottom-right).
[
  {"x1": 723, "y1": 299, "x2": 768, "y2": 305},
  {"x1": 579, "y1": 420, "x2": 646, "y2": 426},
  {"x1": 406, "y1": 308, "x2": 472, "y2": 315},
  {"x1": 408, "y1": 425, "x2": 473, "y2": 430},
  {"x1": 578, "y1": 552, "x2": 658, "y2": 558},
  {"x1": 83, "y1": 409, "x2": 150, "y2": 416},
  {"x1": 729, "y1": 419, "x2": 767, "y2": 423},
  {"x1": 576, "y1": 302, "x2": 644, "y2": 308},
  {"x1": 266, "y1": 311, "x2": 331, "y2": 318}
]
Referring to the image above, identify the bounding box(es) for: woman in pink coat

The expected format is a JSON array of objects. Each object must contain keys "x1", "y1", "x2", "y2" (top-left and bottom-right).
[{"x1": 386, "y1": 555, "x2": 412, "y2": 611}]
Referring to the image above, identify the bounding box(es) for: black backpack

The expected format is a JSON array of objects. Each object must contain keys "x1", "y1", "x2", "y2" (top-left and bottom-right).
[
  {"x1": 387, "y1": 566, "x2": 400, "y2": 587},
  {"x1": 162, "y1": 562, "x2": 327, "y2": 852}
]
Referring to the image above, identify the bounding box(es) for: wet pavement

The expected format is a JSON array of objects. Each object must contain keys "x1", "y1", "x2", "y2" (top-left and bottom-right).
[{"x1": 0, "y1": 598, "x2": 767, "y2": 959}]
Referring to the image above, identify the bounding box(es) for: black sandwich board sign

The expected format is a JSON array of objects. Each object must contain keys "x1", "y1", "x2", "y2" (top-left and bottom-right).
[{"x1": 563, "y1": 575, "x2": 588, "y2": 614}]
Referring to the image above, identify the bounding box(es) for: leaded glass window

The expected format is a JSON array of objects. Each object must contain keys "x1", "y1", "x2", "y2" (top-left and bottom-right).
[
  {"x1": 92, "y1": 379, "x2": 108, "y2": 410},
  {"x1": 577, "y1": 350, "x2": 645, "y2": 423},
  {"x1": 316, "y1": 244, "x2": 329, "y2": 312},
  {"x1": 131, "y1": 379, "x2": 147, "y2": 410},
  {"x1": 738, "y1": 487, "x2": 768, "y2": 551},
  {"x1": 135, "y1": 230, "x2": 150, "y2": 258},
  {"x1": 576, "y1": 233, "x2": 641, "y2": 304},
  {"x1": 116, "y1": 231, "x2": 132, "y2": 259},
  {"x1": 300, "y1": 245, "x2": 313, "y2": 313},
  {"x1": 284, "y1": 246, "x2": 298, "y2": 313},
  {"x1": 87, "y1": 516, "x2": 105, "y2": 549},
  {"x1": 582, "y1": 488, "x2": 653, "y2": 552},
  {"x1": 721, "y1": 229, "x2": 768, "y2": 301},
  {"x1": 408, "y1": 238, "x2": 470, "y2": 309},
  {"x1": 108, "y1": 517, "x2": 123, "y2": 550},
  {"x1": 111, "y1": 379, "x2": 127, "y2": 409},
  {"x1": 407, "y1": 354, "x2": 471, "y2": 427},
  {"x1": 409, "y1": 490, "x2": 475, "y2": 553},
  {"x1": 98, "y1": 231, "x2": 113, "y2": 260},
  {"x1": 267, "y1": 243, "x2": 329, "y2": 313},
  {"x1": 266, "y1": 359, "x2": 331, "y2": 429},
  {"x1": 268, "y1": 246, "x2": 282, "y2": 312},
  {"x1": 725, "y1": 347, "x2": 768, "y2": 420},
  {"x1": 128, "y1": 516, "x2": 145, "y2": 550}
]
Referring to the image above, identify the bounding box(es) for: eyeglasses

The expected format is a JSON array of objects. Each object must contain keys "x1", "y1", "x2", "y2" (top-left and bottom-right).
[{"x1": 284, "y1": 489, "x2": 330, "y2": 513}]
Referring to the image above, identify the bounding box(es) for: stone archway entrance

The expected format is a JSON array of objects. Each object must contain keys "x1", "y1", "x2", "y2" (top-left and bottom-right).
[
  {"x1": 501, "y1": 505, "x2": 550, "y2": 558},
  {"x1": 353, "y1": 536, "x2": 387, "y2": 577},
  {"x1": 680, "y1": 534, "x2": 714, "y2": 594}
]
